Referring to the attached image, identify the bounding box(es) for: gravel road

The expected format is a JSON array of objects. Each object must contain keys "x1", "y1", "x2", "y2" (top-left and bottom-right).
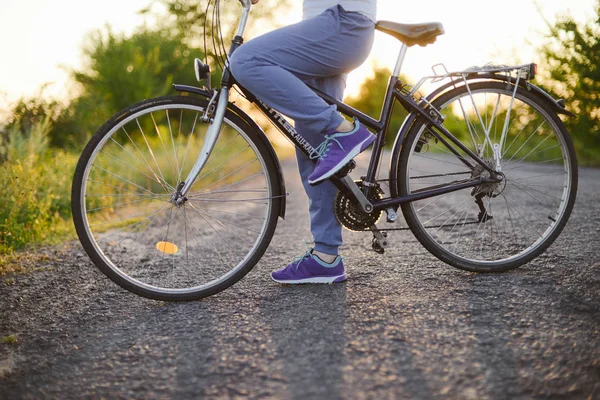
[{"x1": 1, "y1": 154, "x2": 599, "y2": 399}]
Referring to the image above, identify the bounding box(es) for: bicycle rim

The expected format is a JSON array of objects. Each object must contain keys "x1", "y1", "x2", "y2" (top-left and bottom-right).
[
  {"x1": 399, "y1": 82, "x2": 577, "y2": 271},
  {"x1": 74, "y1": 98, "x2": 278, "y2": 299}
]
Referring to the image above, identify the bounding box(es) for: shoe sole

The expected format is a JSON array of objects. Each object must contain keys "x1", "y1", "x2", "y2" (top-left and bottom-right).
[
  {"x1": 271, "y1": 274, "x2": 347, "y2": 284},
  {"x1": 308, "y1": 135, "x2": 375, "y2": 185}
]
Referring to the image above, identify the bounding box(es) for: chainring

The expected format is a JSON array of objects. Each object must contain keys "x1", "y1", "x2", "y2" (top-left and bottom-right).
[{"x1": 334, "y1": 182, "x2": 383, "y2": 231}]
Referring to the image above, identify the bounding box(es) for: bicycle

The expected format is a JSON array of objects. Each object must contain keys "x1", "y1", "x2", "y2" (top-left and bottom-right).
[{"x1": 71, "y1": 0, "x2": 578, "y2": 301}]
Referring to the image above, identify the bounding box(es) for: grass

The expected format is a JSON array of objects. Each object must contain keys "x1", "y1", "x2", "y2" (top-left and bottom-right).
[
  {"x1": 0, "y1": 120, "x2": 76, "y2": 273},
  {"x1": 0, "y1": 252, "x2": 53, "y2": 276},
  {"x1": 2, "y1": 335, "x2": 18, "y2": 345},
  {"x1": 0, "y1": 116, "x2": 268, "y2": 275}
]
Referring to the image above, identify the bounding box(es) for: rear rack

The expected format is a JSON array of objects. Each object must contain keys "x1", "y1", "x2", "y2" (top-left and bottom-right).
[{"x1": 409, "y1": 62, "x2": 537, "y2": 96}]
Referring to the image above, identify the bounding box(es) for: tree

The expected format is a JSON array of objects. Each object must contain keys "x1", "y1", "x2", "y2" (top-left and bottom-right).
[
  {"x1": 537, "y1": 1, "x2": 600, "y2": 165},
  {"x1": 0, "y1": 94, "x2": 64, "y2": 160},
  {"x1": 146, "y1": 0, "x2": 290, "y2": 75},
  {"x1": 54, "y1": 26, "x2": 201, "y2": 149},
  {"x1": 2, "y1": 0, "x2": 290, "y2": 150}
]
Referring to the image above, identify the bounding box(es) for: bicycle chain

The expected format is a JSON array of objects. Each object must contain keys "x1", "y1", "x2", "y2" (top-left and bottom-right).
[
  {"x1": 410, "y1": 171, "x2": 471, "y2": 179},
  {"x1": 351, "y1": 174, "x2": 485, "y2": 232}
]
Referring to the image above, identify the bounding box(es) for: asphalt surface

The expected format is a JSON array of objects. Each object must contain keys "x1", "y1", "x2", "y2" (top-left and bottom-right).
[{"x1": 1, "y1": 155, "x2": 599, "y2": 399}]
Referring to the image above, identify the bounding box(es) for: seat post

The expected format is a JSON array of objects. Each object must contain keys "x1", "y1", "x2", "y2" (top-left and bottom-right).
[{"x1": 392, "y1": 43, "x2": 408, "y2": 77}]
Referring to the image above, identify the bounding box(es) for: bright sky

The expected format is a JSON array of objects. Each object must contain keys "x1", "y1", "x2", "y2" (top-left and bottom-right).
[{"x1": 0, "y1": 0, "x2": 596, "y2": 111}]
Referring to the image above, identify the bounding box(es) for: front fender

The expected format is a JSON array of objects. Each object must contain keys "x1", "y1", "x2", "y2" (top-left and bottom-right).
[{"x1": 173, "y1": 84, "x2": 287, "y2": 219}]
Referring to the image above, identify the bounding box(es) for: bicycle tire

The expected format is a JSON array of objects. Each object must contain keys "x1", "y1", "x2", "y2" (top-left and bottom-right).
[
  {"x1": 72, "y1": 95, "x2": 282, "y2": 300},
  {"x1": 395, "y1": 81, "x2": 577, "y2": 272}
]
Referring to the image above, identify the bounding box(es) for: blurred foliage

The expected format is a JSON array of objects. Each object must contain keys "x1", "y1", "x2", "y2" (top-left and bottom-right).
[
  {"x1": 151, "y1": 0, "x2": 290, "y2": 46},
  {"x1": 0, "y1": 0, "x2": 290, "y2": 254},
  {"x1": 536, "y1": 0, "x2": 600, "y2": 166},
  {"x1": 1, "y1": 0, "x2": 289, "y2": 151},
  {"x1": 0, "y1": 96, "x2": 65, "y2": 160},
  {"x1": 1, "y1": 27, "x2": 200, "y2": 150},
  {"x1": 62, "y1": 27, "x2": 200, "y2": 148},
  {"x1": 0, "y1": 120, "x2": 75, "y2": 254}
]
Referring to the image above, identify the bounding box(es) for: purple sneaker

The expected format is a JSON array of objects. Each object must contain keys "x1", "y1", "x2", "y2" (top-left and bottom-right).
[
  {"x1": 271, "y1": 249, "x2": 347, "y2": 284},
  {"x1": 308, "y1": 118, "x2": 375, "y2": 185}
]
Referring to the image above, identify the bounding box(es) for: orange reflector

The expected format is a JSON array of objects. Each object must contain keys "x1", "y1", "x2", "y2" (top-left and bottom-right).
[{"x1": 156, "y1": 241, "x2": 179, "y2": 254}]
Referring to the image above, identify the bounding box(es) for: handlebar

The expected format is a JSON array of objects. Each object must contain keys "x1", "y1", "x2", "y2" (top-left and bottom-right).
[
  {"x1": 238, "y1": 0, "x2": 252, "y2": 10},
  {"x1": 235, "y1": 0, "x2": 252, "y2": 37}
]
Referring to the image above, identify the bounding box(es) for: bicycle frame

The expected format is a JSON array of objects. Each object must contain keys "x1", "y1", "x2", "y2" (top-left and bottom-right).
[{"x1": 177, "y1": 0, "x2": 504, "y2": 213}]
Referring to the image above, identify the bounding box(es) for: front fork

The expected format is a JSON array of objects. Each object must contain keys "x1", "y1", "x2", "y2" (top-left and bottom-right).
[{"x1": 172, "y1": 88, "x2": 229, "y2": 204}]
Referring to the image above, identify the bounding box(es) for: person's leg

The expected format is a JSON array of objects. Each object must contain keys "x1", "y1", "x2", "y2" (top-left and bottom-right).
[
  {"x1": 229, "y1": 5, "x2": 374, "y2": 137},
  {"x1": 229, "y1": 7, "x2": 374, "y2": 283},
  {"x1": 295, "y1": 75, "x2": 346, "y2": 258}
]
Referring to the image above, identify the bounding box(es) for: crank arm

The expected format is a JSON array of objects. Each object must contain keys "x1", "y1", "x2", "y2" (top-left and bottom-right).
[{"x1": 341, "y1": 176, "x2": 373, "y2": 213}]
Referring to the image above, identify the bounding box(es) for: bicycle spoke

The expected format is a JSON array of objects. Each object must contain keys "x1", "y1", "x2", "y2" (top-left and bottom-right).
[
  {"x1": 75, "y1": 99, "x2": 278, "y2": 299},
  {"x1": 150, "y1": 112, "x2": 178, "y2": 182},
  {"x1": 95, "y1": 201, "x2": 172, "y2": 245},
  {"x1": 136, "y1": 118, "x2": 171, "y2": 188},
  {"x1": 187, "y1": 200, "x2": 262, "y2": 235},
  {"x1": 503, "y1": 121, "x2": 549, "y2": 166},
  {"x1": 199, "y1": 157, "x2": 259, "y2": 192},
  {"x1": 91, "y1": 164, "x2": 165, "y2": 198},
  {"x1": 166, "y1": 109, "x2": 182, "y2": 183},
  {"x1": 98, "y1": 148, "x2": 172, "y2": 193},
  {"x1": 186, "y1": 202, "x2": 244, "y2": 258},
  {"x1": 503, "y1": 156, "x2": 564, "y2": 172},
  {"x1": 400, "y1": 82, "x2": 574, "y2": 268},
  {"x1": 413, "y1": 153, "x2": 469, "y2": 168},
  {"x1": 507, "y1": 180, "x2": 563, "y2": 202},
  {"x1": 114, "y1": 128, "x2": 173, "y2": 193},
  {"x1": 87, "y1": 197, "x2": 164, "y2": 213}
]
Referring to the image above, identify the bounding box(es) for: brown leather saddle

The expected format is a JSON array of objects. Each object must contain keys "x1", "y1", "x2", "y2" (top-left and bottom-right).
[{"x1": 376, "y1": 21, "x2": 445, "y2": 47}]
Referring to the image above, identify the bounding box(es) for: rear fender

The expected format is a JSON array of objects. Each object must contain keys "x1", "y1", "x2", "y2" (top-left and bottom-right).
[
  {"x1": 387, "y1": 111, "x2": 421, "y2": 199},
  {"x1": 388, "y1": 73, "x2": 575, "y2": 198},
  {"x1": 423, "y1": 74, "x2": 575, "y2": 117}
]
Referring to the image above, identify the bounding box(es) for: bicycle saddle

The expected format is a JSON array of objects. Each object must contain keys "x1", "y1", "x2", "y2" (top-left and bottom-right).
[{"x1": 375, "y1": 21, "x2": 445, "y2": 47}]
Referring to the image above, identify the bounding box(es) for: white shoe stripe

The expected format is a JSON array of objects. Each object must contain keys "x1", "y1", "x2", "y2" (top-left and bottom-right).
[{"x1": 271, "y1": 274, "x2": 347, "y2": 284}]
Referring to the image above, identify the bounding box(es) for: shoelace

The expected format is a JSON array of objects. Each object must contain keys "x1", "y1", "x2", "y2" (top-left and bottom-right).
[
  {"x1": 292, "y1": 241, "x2": 314, "y2": 271},
  {"x1": 309, "y1": 134, "x2": 345, "y2": 161}
]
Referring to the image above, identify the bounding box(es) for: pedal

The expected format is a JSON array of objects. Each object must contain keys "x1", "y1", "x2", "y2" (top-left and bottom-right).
[
  {"x1": 371, "y1": 230, "x2": 388, "y2": 254},
  {"x1": 372, "y1": 237, "x2": 385, "y2": 254},
  {"x1": 385, "y1": 207, "x2": 398, "y2": 223},
  {"x1": 334, "y1": 160, "x2": 356, "y2": 179}
]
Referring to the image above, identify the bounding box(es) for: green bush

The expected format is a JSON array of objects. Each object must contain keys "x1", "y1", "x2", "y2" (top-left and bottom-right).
[{"x1": 0, "y1": 120, "x2": 76, "y2": 254}]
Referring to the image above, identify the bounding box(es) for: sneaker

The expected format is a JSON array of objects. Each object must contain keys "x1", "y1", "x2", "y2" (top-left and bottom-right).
[
  {"x1": 271, "y1": 248, "x2": 347, "y2": 284},
  {"x1": 308, "y1": 118, "x2": 375, "y2": 185}
]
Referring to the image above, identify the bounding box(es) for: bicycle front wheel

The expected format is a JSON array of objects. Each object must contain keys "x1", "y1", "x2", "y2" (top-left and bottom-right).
[
  {"x1": 396, "y1": 81, "x2": 577, "y2": 272},
  {"x1": 72, "y1": 96, "x2": 282, "y2": 300}
]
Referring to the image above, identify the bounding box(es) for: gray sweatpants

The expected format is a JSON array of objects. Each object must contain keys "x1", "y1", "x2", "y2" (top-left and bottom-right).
[{"x1": 229, "y1": 5, "x2": 375, "y2": 254}]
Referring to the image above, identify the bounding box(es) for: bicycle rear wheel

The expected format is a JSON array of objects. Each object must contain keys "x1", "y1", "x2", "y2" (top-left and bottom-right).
[
  {"x1": 395, "y1": 81, "x2": 577, "y2": 272},
  {"x1": 72, "y1": 96, "x2": 282, "y2": 300}
]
